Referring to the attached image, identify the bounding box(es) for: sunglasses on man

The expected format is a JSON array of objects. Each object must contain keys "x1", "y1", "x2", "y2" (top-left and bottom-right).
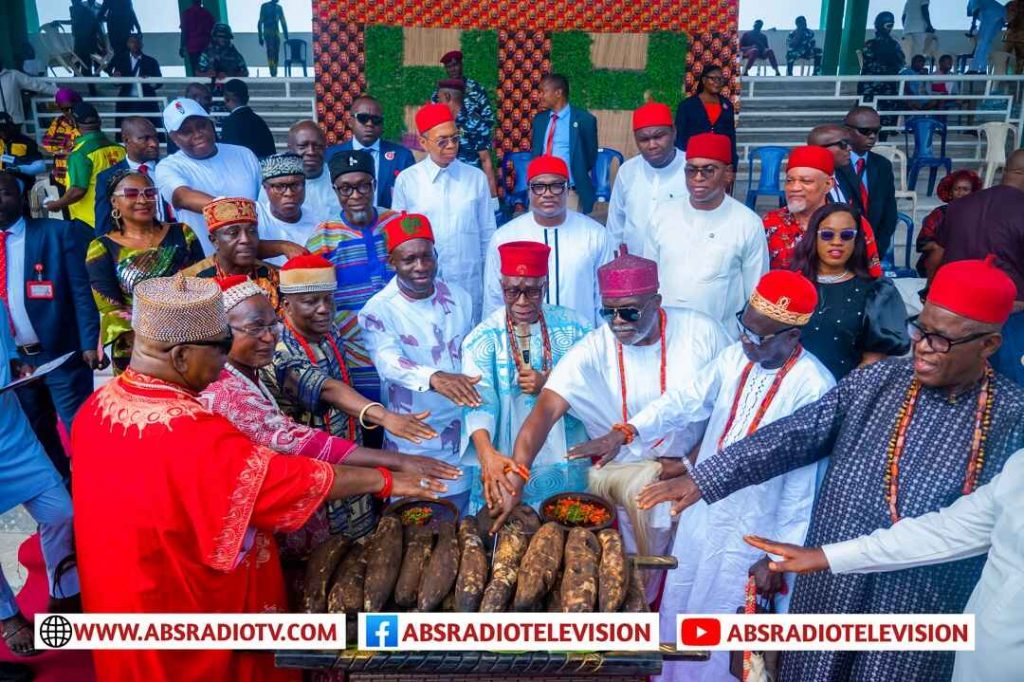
[
  {"x1": 599, "y1": 305, "x2": 645, "y2": 323},
  {"x1": 735, "y1": 309, "x2": 797, "y2": 346},
  {"x1": 354, "y1": 112, "x2": 384, "y2": 126},
  {"x1": 822, "y1": 139, "x2": 851, "y2": 150},
  {"x1": 852, "y1": 126, "x2": 881, "y2": 137}
]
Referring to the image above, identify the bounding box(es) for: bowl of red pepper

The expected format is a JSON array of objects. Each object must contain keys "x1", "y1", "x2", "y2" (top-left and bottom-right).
[{"x1": 540, "y1": 492, "x2": 616, "y2": 531}]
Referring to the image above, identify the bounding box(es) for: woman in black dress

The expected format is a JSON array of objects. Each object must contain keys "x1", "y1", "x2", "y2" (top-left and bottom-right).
[
  {"x1": 793, "y1": 203, "x2": 909, "y2": 380},
  {"x1": 674, "y1": 64, "x2": 738, "y2": 167}
]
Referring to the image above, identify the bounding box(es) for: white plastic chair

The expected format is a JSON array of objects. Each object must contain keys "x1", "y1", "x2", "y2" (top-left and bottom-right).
[
  {"x1": 37, "y1": 22, "x2": 89, "y2": 76},
  {"x1": 873, "y1": 145, "x2": 918, "y2": 223},
  {"x1": 977, "y1": 122, "x2": 1020, "y2": 187}
]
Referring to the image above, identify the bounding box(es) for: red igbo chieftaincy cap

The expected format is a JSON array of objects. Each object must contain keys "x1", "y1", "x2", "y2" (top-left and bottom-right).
[
  {"x1": 749, "y1": 270, "x2": 819, "y2": 326},
  {"x1": 686, "y1": 133, "x2": 732, "y2": 164},
  {"x1": 928, "y1": 255, "x2": 1017, "y2": 324},
  {"x1": 279, "y1": 254, "x2": 337, "y2": 294},
  {"x1": 788, "y1": 145, "x2": 835, "y2": 176},
  {"x1": 384, "y1": 212, "x2": 435, "y2": 253},
  {"x1": 598, "y1": 245, "x2": 659, "y2": 298},
  {"x1": 499, "y1": 241, "x2": 551, "y2": 278},
  {"x1": 632, "y1": 102, "x2": 673, "y2": 131},
  {"x1": 527, "y1": 155, "x2": 569, "y2": 181},
  {"x1": 415, "y1": 103, "x2": 454, "y2": 135}
]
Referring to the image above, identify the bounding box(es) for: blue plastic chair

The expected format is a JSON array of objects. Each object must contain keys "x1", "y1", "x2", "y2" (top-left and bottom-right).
[
  {"x1": 744, "y1": 146, "x2": 789, "y2": 210},
  {"x1": 882, "y1": 211, "x2": 917, "y2": 278},
  {"x1": 903, "y1": 117, "x2": 953, "y2": 197},
  {"x1": 500, "y1": 151, "x2": 533, "y2": 211},
  {"x1": 591, "y1": 147, "x2": 624, "y2": 203}
]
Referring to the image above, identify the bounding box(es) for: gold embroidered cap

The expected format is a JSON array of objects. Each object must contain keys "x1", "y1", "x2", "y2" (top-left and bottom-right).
[
  {"x1": 216, "y1": 274, "x2": 267, "y2": 312},
  {"x1": 132, "y1": 273, "x2": 228, "y2": 343},
  {"x1": 748, "y1": 270, "x2": 818, "y2": 326},
  {"x1": 279, "y1": 254, "x2": 337, "y2": 294},
  {"x1": 202, "y1": 197, "x2": 258, "y2": 233}
]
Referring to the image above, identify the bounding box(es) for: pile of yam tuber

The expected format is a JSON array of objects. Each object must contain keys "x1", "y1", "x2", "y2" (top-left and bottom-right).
[{"x1": 306, "y1": 507, "x2": 647, "y2": 614}]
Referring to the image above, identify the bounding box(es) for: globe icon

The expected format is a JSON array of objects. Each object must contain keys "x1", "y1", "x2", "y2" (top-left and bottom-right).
[{"x1": 39, "y1": 615, "x2": 73, "y2": 648}]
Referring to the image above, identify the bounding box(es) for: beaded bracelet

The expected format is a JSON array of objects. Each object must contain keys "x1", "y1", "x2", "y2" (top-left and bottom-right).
[
  {"x1": 611, "y1": 423, "x2": 635, "y2": 445},
  {"x1": 359, "y1": 402, "x2": 385, "y2": 430},
  {"x1": 503, "y1": 462, "x2": 531, "y2": 482},
  {"x1": 374, "y1": 466, "x2": 393, "y2": 499}
]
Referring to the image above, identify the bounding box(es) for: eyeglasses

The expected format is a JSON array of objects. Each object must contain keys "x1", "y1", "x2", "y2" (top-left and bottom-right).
[
  {"x1": 600, "y1": 305, "x2": 644, "y2": 323},
  {"x1": 907, "y1": 316, "x2": 994, "y2": 354},
  {"x1": 529, "y1": 181, "x2": 568, "y2": 196},
  {"x1": 502, "y1": 286, "x2": 544, "y2": 302},
  {"x1": 265, "y1": 180, "x2": 304, "y2": 195},
  {"x1": 428, "y1": 133, "x2": 460, "y2": 149},
  {"x1": 818, "y1": 229, "x2": 857, "y2": 242},
  {"x1": 852, "y1": 126, "x2": 881, "y2": 137},
  {"x1": 735, "y1": 310, "x2": 797, "y2": 346},
  {"x1": 354, "y1": 112, "x2": 384, "y2": 126},
  {"x1": 684, "y1": 164, "x2": 723, "y2": 179},
  {"x1": 175, "y1": 329, "x2": 234, "y2": 354},
  {"x1": 822, "y1": 139, "x2": 851, "y2": 150},
  {"x1": 112, "y1": 186, "x2": 160, "y2": 201},
  {"x1": 335, "y1": 181, "x2": 374, "y2": 197},
  {"x1": 230, "y1": 321, "x2": 282, "y2": 339}
]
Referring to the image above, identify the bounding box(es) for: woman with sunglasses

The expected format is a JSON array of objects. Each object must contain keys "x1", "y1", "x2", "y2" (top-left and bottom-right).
[
  {"x1": 674, "y1": 64, "x2": 738, "y2": 167},
  {"x1": 915, "y1": 169, "x2": 982, "y2": 278},
  {"x1": 794, "y1": 203, "x2": 909, "y2": 380},
  {"x1": 86, "y1": 169, "x2": 205, "y2": 374}
]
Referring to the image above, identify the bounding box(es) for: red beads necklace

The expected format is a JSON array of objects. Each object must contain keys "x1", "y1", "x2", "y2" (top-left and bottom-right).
[
  {"x1": 283, "y1": 317, "x2": 357, "y2": 441},
  {"x1": 884, "y1": 367, "x2": 994, "y2": 523},
  {"x1": 505, "y1": 310, "x2": 553, "y2": 374},
  {"x1": 616, "y1": 308, "x2": 667, "y2": 447},
  {"x1": 717, "y1": 346, "x2": 803, "y2": 452}
]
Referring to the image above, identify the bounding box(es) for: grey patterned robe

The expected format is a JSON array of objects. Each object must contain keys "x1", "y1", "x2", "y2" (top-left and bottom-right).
[{"x1": 691, "y1": 357, "x2": 1024, "y2": 682}]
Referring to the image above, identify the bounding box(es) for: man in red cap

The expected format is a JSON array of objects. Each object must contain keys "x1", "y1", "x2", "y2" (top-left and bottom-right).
[
  {"x1": 393, "y1": 102, "x2": 496, "y2": 322},
  {"x1": 530, "y1": 74, "x2": 599, "y2": 214},
  {"x1": 483, "y1": 154, "x2": 614, "y2": 327},
  {"x1": 489, "y1": 249, "x2": 729, "y2": 570},
  {"x1": 431, "y1": 49, "x2": 494, "y2": 149},
  {"x1": 762, "y1": 145, "x2": 836, "y2": 270},
  {"x1": 577, "y1": 270, "x2": 833, "y2": 678},
  {"x1": 647, "y1": 132, "x2": 768, "y2": 339},
  {"x1": 607, "y1": 102, "x2": 689, "y2": 256},
  {"x1": 435, "y1": 77, "x2": 499, "y2": 197},
  {"x1": 359, "y1": 212, "x2": 481, "y2": 512},
  {"x1": 461, "y1": 240, "x2": 592, "y2": 512},
  {"x1": 636, "y1": 257, "x2": 1024, "y2": 682}
]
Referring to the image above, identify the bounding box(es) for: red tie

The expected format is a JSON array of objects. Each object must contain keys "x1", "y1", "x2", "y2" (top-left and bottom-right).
[
  {"x1": 855, "y1": 158, "x2": 870, "y2": 213},
  {"x1": 544, "y1": 112, "x2": 559, "y2": 155},
  {"x1": 137, "y1": 163, "x2": 148, "y2": 175}
]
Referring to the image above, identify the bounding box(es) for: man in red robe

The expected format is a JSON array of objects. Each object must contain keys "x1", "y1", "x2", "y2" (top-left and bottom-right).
[{"x1": 71, "y1": 274, "x2": 445, "y2": 681}]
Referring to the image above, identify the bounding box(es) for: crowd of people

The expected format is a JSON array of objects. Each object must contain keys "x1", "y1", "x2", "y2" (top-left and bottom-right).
[{"x1": 0, "y1": 23, "x2": 1023, "y2": 682}]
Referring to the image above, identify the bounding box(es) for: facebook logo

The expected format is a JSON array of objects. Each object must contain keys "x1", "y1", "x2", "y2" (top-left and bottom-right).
[{"x1": 365, "y1": 614, "x2": 399, "y2": 647}]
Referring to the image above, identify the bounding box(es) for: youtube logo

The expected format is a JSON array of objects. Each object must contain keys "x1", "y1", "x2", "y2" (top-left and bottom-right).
[{"x1": 680, "y1": 618, "x2": 721, "y2": 647}]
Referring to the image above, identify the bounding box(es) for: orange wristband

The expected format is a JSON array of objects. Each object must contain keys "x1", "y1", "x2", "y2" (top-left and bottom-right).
[{"x1": 611, "y1": 423, "x2": 635, "y2": 445}]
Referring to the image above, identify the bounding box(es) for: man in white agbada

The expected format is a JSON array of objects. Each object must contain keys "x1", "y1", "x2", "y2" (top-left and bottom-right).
[
  {"x1": 580, "y1": 270, "x2": 832, "y2": 682},
  {"x1": 646, "y1": 132, "x2": 767, "y2": 339},
  {"x1": 606, "y1": 102, "x2": 688, "y2": 257},
  {"x1": 282, "y1": 120, "x2": 342, "y2": 222},
  {"x1": 745, "y1": 447, "x2": 1024, "y2": 682},
  {"x1": 483, "y1": 154, "x2": 614, "y2": 327},
  {"x1": 488, "y1": 249, "x2": 729, "y2": 569},
  {"x1": 255, "y1": 152, "x2": 323, "y2": 265},
  {"x1": 359, "y1": 212, "x2": 478, "y2": 512},
  {"x1": 392, "y1": 103, "x2": 496, "y2": 322},
  {"x1": 461, "y1": 241, "x2": 591, "y2": 513}
]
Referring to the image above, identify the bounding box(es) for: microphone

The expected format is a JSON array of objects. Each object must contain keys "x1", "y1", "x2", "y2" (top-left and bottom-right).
[{"x1": 515, "y1": 322, "x2": 531, "y2": 365}]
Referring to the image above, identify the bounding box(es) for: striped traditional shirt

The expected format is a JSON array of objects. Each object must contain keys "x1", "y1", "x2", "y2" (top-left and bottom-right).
[{"x1": 305, "y1": 208, "x2": 398, "y2": 402}]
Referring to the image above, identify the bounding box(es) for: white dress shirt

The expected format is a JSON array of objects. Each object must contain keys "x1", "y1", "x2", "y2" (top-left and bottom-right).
[
  {"x1": 255, "y1": 202, "x2": 323, "y2": 266},
  {"x1": 824, "y1": 449, "x2": 1024, "y2": 682},
  {"x1": 392, "y1": 156, "x2": 496, "y2": 321},
  {"x1": 2, "y1": 217, "x2": 40, "y2": 346},
  {"x1": 646, "y1": 195, "x2": 769, "y2": 339},
  {"x1": 483, "y1": 210, "x2": 614, "y2": 328},
  {"x1": 606, "y1": 149, "x2": 689, "y2": 256},
  {"x1": 352, "y1": 137, "x2": 381, "y2": 182},
  {"x1": 303, "y1": 168, "x2": 342, "y2": 222}
]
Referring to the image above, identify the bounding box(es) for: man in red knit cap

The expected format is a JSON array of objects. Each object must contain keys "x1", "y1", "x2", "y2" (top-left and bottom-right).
[
  {"x1": 483, "y1": 154, "x2": 614, "y2": 327},
  {"x1": 607, "y1": 102, "x2": 689, "y2": 256},
  {"x1": 646, "y1": 132, "x2": 768, "y2": 339},
  {"x1": 392, "y1": 102, "x2": 495, "y2": 322},
  {"x1": 637, "y1": 256, "x2": 1024, "y2": 682},
  {"x1": 577, "y1": 269, "x2": 834, "y2": 681}
]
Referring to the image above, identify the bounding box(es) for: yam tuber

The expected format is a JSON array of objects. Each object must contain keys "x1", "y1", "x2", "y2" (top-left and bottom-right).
[
  {"x1": 455, "y1": 517, "x2": 488, "y2": 612},
  {"x1": 417, "y1": 520, "x2": 459, "y2": 612},
  {"x1": 328, "y1": 542, "x2": 367, "y2": 613},
  {"x1": 362, "y1": 515, "x2": 403, "y2": 611},
  {"x1": 302, "y1": 535, "x2": 349, "y2": 613},
  {"x1": 513, "y1": 522, "x2": 564, "y2": 611},
  {"x1": 394, "y1": 525, "x2": 433, "y2": 608},
  {"x1": 479, "y1": 525, "x2": 529, "y2": 612},
  {"x1": 560, "y1": 527, "x2": 600, "y2": 613},
  {"x1": 597, "y1": 529, "x2": 628, "y2": 612}
]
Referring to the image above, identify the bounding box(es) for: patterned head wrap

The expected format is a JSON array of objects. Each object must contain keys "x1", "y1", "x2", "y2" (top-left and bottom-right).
[
  {"x1": 260, "y1": 152, "x2": 306, "y2": 181},
  {"x1": 132, "y1": 273, "x2": 227, "y2": 344}
]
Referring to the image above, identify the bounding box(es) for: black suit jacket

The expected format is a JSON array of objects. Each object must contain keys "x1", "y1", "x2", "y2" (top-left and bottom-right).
[
  {"x1": 529, "y1": 105, "x2": 599, "y2": 214},
  {"x1": 834, "y1": 163, "x2": 866, "y2": 215},
  {"x1": 220, "y1": 106, "x2": 277, "y2": 160},
  {"x1": 107, "y1": 51, "x2": 162, "y2": 96},
  {"x1": 848, "y1": 151, "x2": 899, "y2": 256},
  {"x1": 674, "y1": 94, "x2": 738, "y2": 168}
]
